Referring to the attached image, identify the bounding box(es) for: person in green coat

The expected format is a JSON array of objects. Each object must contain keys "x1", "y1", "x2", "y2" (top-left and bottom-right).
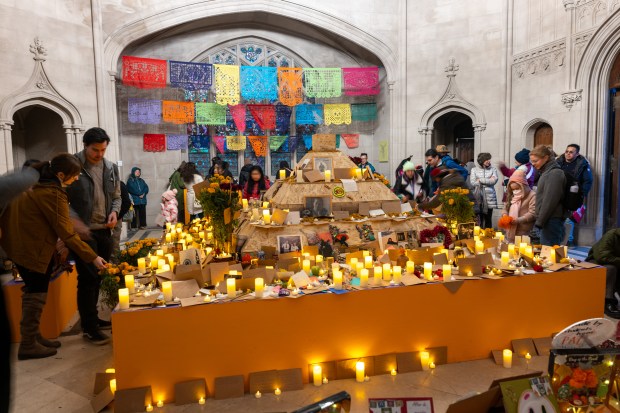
[
  {"x1": 167, "y1": 161, "x2": 186, "y2": 224},
  {"x1": 587, "y1": 228, "x2": 620, "y2": 318}
]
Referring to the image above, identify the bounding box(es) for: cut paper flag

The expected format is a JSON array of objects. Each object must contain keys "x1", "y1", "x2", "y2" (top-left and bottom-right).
[
  {"x1": 195, "y1": 102, "x2": 226, "y2": 125},
  {"x1": 269, "y1": 136, "x2": 288, "y2": 151},
  {"x1": 240, "y1": 66, "x2": 278, "y2": 101},
  {"x1": 228, "y1": 104, "x2": 247, "y2": 133},
  {"x1": 166, "y1": 135, "x2": 188, "y2": 151},
  {"x1": 351, "y1": 103, "x2": 377, "y2": 122},
  {"x1": 288, "y1": 135, "x2": 301, "y2": 152},
  {"x1": 214, "y1": 64, "x2": 240, "y2": 105},
  {"x1": 303, "y1": 134, "x2": 313, "y2": 150},
  {"x1": 162, "y1": 101, "x2": 195, "y2": 124},
  {"x1": 248, "y1": 105, "x2": 276, "y2": 130},
  {"x1": 341, "y1": 134, "x2": 359, "y2": 149},
  {"x1": 275, "y1": 104, "x2": 292, "y2": 135},
  {"x1": 122, "y1": 56, "x2": 167, "y2": 89},
  {"x1": 303, "y1": 68, "x2": 342, "y2": 98},
  {"x1": 342, "y1": 66, "x2": 380, "y2": 96},
  {"x1": 188, "y1": 135, "x2": 210, "y2": 153},
  {"x1": 212, "y1": 136, "x2": 226, "y2": 154},
  {"x1": 248, "y1": 136, "x2": 269, "y2": 157},
  {"x1": 278, "y1": 67, "x2": 303, "y2": 106},
  {"x1": 143, "y1": 134, "x2": 165, "y2": 152},
  {"x1": 295, "y1": 104, "x2": 323, "y2": 125},
  {"x1": 127, "y1": 98, "x2": 161, "y2": 124},
  {"x1": 324, "y1": 104, "x2": 352, "y2": 125},
  {"x1": 226, "y1": 136, "x2": 246, "y2": 151},
  {"x1": 169, "y1": 61, "x2": 212, "y2": 90},
  {"x1": 378, "y1": 140, "x2": 389, "y2": 162}
]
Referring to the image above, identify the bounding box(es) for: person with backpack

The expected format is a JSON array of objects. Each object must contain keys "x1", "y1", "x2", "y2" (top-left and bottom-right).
[
  {"x1": 530, "y1": 145, "x2": 567, "y2": 246},
  {"x1": 557, "y1": 144, "x2": 593, "y2": 245},
  {"x1": 470, "y1": 153, "x2": 499, "y2": 229}
]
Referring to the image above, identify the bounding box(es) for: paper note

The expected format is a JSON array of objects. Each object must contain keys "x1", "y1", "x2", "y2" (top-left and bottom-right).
[
  {"x1": 291, "y1": 271, "x2": 311, "y2": 288},
  {"x1": 340, "y1": 179, "x2": 358, "y2": 192},
  {"x1": 369, "y1": 209, "x2": 385, "y2": 217},
  {"x1": 378, "y1": 140, "x2": 389, "y2": 162},
  {"x1": 400, "y1": 202, "x2": 413, "y2": 213}
]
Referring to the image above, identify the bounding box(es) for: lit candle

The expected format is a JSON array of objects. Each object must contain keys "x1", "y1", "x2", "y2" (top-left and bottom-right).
[
  {"x1": 333, "y1": 270, "x2": 343, "y2": 290},
  {"x1": 105, "y1": 368, "x2": 115, "y2": 374},
  {"x1": 373, "y1": 266, "x2": 382, "y2": 285},
  {"x1": 467, "y1": 271, "x2": 473, "y2": 277},
  {"x1": 176, "y1": 227, "x2": 182, "y2": 234},
  {"x1": 150, "y1": 256, "x2": 158, "y2": 270},
  {"x1": 255, "y1": 391, "x2": 262, "y2": 398},
  {"x1": 442, "y1": 264, "x2": 451, "y2": 282},
  {"x1": 324, "y1": 170, "x2": 332, "y2": 182},
  {"x1": 331, "y1": 262, "x2": 339, "y2": 271},
  {"x1": 158, "y1": 259, "x2": 166, "y2": 270},
  {"x1": 302, "y1": 259, "x2": 311, "y2": 274},
  {"x1": 161, "y1": 264, "x2": 170, "y2": 272},
  {"x1": 279, "y1": 169, "x2": 286, "y2": 180},
  {"x1": 146, "y1": 404, "x2": 153, "y2": 412},
  {"x1": 406, "y1": 261, "x2": 415, "y2": 274},
  {"x1": 392, "y1": 266, "x2": 402, "y2": 284},
  {"x1": 515, "y1": 235, "x2": 522, "y2": 245},
  {"x1": 473, "y1": 226, "x2": 481, "y2": 236},
  {"x1": 429, "y1": 361, "x2": 436, "y2": 369},
  {"x1": 473, "y1": 235, "x2": 480, "y2": 242},
  {"x1": 198, "y1": 397, "x2": 205, "y2": 405},
  {"x1": 524, "y1": 246, "x2": 533, "y2": 258},
  {"x1": 519, "y1": 242, "x2": 528, "y2": 253},
  {"x1": 255, "y1": 277, "x2": 264, "y2": 298},
  {"x1": 262, "y1": 201, "x2": 269, "y2": 209},
  {"x1": 316, "y1": 255, "x2": 324, "y2": 264},
  {"x1": 322, "y1": 377, "x2": 328, "y2": 384},
  {"x1": 549, "y1": 249, "x2": 556, "y2": 264},
  {"x1": 362, "y1": 250, "x2": 370, "y2": 257},
  {"x1": 242, "y1": 199, "x2": 249, "y2": 210},
  {"x1": 522, "y1": 235, "x2": 530, "y2": 244},
  {"x1": 199, "y1": 231, "x2": 205, "y2": 240},
  {"x1": 162, "y1": 281, "x2": 172, "y2": 302},
  {"x1": 118, "y1": 288, "x2": 129, "y2": 310},
  {"x1": 356, "y1": 262, "x2": 364, "y2": 274},
  {"x1": 165, "y1": 233, "x2": 172, "y2": 243},
  {"x1": 137, "y1": 258, "x2": 146, "y2": 274},
  {"x1": 420, "y1": 351, "x2": 430, "y2": 371},
  {"x1": 109, "y1": 378, "x2": 116, "y2": 393},
  {"x1": 495, "y1": 231, "x2": 503, "y2": 240},
  {"x1": 390, "y1": 369, "x2": 397, "y2": 376},
  {"x1": 525, "y1": 352, "x2": 532, "y2": 361},
  {"x1": 382, "y1": 263, "x2": 391, "y2": 281},
  {"x1": 274, "y1": 388, "x2": 281, "y2": 396},
  {"x1": 501, "y1": 251, "x2": 510, "y2": 266},
  {"x1": 364, "y1": 255, "x2": 373, "y2": 268},
  {"x1": 475, "y1": 241, "x2": 484, "y2": 255},
  {"x1": 226, "y1": 278, "x2": 236, "y2": 299},
  {"x1": 350, "y1": 257, "x2": 358, "y2": 268},
  {"x1": 360, "y1": 269, "x2": 369, "y2": 287},
  {"x1": 157, "y1": 401, "x2": 164, "y2": 408},
  {"x1": 355, "y1": 361, "x2": 365, "y2": 382},
  {"x1": 423, "y1": 262, "x2": 432, "y2": 280},
  {"x1": 508, "y1": 244, "x2": 515, "y2": 258},
  {"x1": 503, "y1": 349, "x2": 512, "y2": 368},
  {"x1": 262, "y1": 210, "x2": 271, "y2": 225},
  {"x1": 229, "y1": 270, "x2": 238, "y2": 276},
  {"x1": 156, "y1": 249, "x2": 164, "y2": 257},
  {"x1": 124, "y1": 274, "x2": 135, "y2": 294},
  {"x1": 313, "y1": 365, "x2": 322, "y2": 386}
]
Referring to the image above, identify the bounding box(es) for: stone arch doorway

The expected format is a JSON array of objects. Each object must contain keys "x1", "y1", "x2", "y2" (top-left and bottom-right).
[
  {"x1": 522, "y1": 119, "x2": 553, "y2": 148},
  {"x1": 432, "y1": 111, "x2": 474, "y2": 164},
  {"x1": 11, "y1": 106, "x2": 66, "y2": 167}
]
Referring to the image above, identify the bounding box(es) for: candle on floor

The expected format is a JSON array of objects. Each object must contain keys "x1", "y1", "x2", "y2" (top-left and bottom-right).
[
  {"x1": 360, "y1": 269, "x2": 369, "y2": 287},
  {"x1": 333, "y1": 271, "x2": 343, "y2": 290},
  {"x1": 302, "y1": 259, "x2": 311, "y2": 274},
  {"x1": 442, "y1": 264, "x2": 452, "y2": 282},
  {"x1": 429, "y1": 361, "x2": 436, "y2": 369},
  {"x1": 420, "y1": 351, "x2": 430, "y2": 371},
  {"x1": 137, "y1": 258, "x2": 146, "y2": 274},
  {"x1": 255, "y1": 391, "x2": 262, "y2": 398},
  {"x1": 118, "y1": 288, "x2": 129, "y2": 310},
  {"x1": 382, "y1": 263, "x2": 391, "y2": 281},
  {"x1": 503, "y1": 349, "x2": 512, "y2": 368},
  {"x1": 501, "y1": 251, "x2": 510, "y2": 266},
  {"x1": 198, "y1": 397, "x2": 205, "y2": 405},
  {"x1": 355, "y1": 361, "x2": 365, "y2": 382},
  {"x1": 392, "y1": 266, "x2": 402, "y2": 284},
  {"x1": 124, "y1": 274, "x2": 135, "y2": 294},
  {"x1": 406, "y1": 261, "x2": 415, "y2": 274},
  {"x1": 255, "y1": 277, "x2": 264, "y2": 298},
  {"x1": 226, "y1": 278, "x2": 236, "y2": 299},
  {"x1": 373, "y1": 266, "x2": 382, "y2": 285},
  {"x1": 390, "y1": 369, "x2": 397, "y2": 376},
  {"x1": 274, "y1": 388, "x2": 281, "y2": 396},
  {"x1": 423, "y1": 262, "x2": 432, "y2": 280},
  {"x1": 146, "y1": 404, "x2": 153, "y2": 412},
  {"x1": 313, "y1": 365, "x2": 322, "y2": 386},
  {"x1": 161, "y1": 281, "x2": 172, "y2": 302},
  {"x1": 324, "y1": 169, "x2": 331, "y2": 182},
  {"x1": 109, "y1": 378, "x2": 116, "y2": 393},
  {"x1": 157, "y1": 400, "x2": 164, "y2": 408},
  {"x1": 364, "y1": 255, "x2": 373, "y2": 268}
]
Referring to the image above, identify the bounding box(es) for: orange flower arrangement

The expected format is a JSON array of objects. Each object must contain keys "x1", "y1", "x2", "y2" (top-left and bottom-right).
[
  {"x1": 498, "y1": 215, "x2": 514, "y2": 229},
  {"x1": 568, "y1": 367, "x2": 598, "y2": 389}
]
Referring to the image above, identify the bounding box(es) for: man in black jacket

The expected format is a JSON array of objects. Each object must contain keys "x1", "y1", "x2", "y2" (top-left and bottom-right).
[{"x1": 587, "y1": 229, "x2": 620, "y2": 318}]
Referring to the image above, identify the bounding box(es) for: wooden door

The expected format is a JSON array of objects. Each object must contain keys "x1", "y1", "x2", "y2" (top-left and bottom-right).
[
  {"x1": 534, "y1": 123, "x2": 553, "y2": 147},
  {"x1": 456, "y1": 138, "x2": 474, "y2": 164}
]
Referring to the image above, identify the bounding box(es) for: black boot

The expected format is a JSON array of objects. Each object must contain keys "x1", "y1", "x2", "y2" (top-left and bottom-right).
[
  {"x1": 18, "y1": 293, "x2": 57, "y2": 360},
  {"x1": 32, "y1": 293, "x2": 61, "y2": 348},
  {"x1": 605, "y1": 299, "x2": 620, "y2": 319}
]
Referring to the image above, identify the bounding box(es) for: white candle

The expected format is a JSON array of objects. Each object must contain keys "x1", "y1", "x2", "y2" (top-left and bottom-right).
[
  {"x1": 549, "y1": 249, "x2": 556, "y2": 264},
  {"x1": 362, "y1": 250, "x2": 370, "y2": 257},
  {"x1": 360, "y1": 269, "x2": 369, "y2": 287},
  {"x1": 501, "y1": 251, "x2": 510, "y2": 266},
  {"x1": 473, "y1": 226, "x2": 481, "y2": 236},
  {"x1": 333, "y1": 271, "x2": 342, "y2": 290},
  {"x1": 350, "y1": 257, "x2": 358, "y2": 268},
  {"x1": 503, "y1": 349, "x2": 512, "y2": 368},
  {"x1": 429, "y1": 361, "x2": 436, "y2": 369},
  {"x1": 420, "y1": 351, "x2": 430, "y2": 371},
  {"x1": 262, "y1": 201, "x2": 269, "y2": 209},
  {"x1": 274, "y1": 388, "x2": 281, "y2": 396},
  {"x1": 524, "y1": 246, "x2": 533, "y2": 258},
  {"x1": 255, "y1": 277, "x2": 264, "y2": 298},
  {"x1": 406, "y1": 261, "x2": 415, "y2": 274},
  {"x1": 522, "y1": 235, "x2": 530, "y2": 244},
  {"x1": 382, "y1": 263, "x2": 391, "y2": 281},
  {"x1": 118, "y1": 288, "x2": 129, "y2": 310},
  {"x1": 316, "y1": 255, "x2": 324, "y2": 264},
  {"x1": 146, "y1": 404, "x2": 153, "y2": 412},
  {"x1": 150, "y1": 256, "x2": 158, "y2": 270},
  {"x1": 279, "y1": 169, "x2": 286, "y2": 180},
  {"x1": 508, "y1": 244, "x2": 515, "y2": 258},
  {"x1": 515, "y1": 235, "x2": 522, "y2": 245},
  {"x1": 157, "y1": 401, "x2": 164, "y2": 408},
  {"x1": 324, "y1": 170, "x2": 331, "y2": 182},
  {"x1": 442, "y1": 264, "x2": 451, "y2": 282},
  {"x1": 158, "y1": 259, "x2": 166, "y2": 270},
  {"x1": 255, "y1": 391, "x2": 262, "y2": 398},
  {"x1": 156, "y1": 249, "x2": 164, "y2": 257},
  {"x1": 198, "y1": 397, "x2": 205, "y2": 405},
  {"x1": 373, "y1": 267, "x2": 382, "y2": 285},
  {"x1": 313, "y1": 365, "x2": 322, "y2": 386},
  {"x1": 475, "y1": 241, "x2": 484, "y2": 255},
  {"x1": 109, "y1": 378, "x2": 117, "y2": 393},
  {"x1": 390, "y1": 369, "x2": 397, "y2": 376},
  {"x1": 137, "y1": 258, "x2": 146, "y2": 274},
  {"x1": 392, "y1": 266, "x2": 402, "y2": 284},
  {"x1": 355, "y1": 361, "x2": 365, "y2": 382},
  {"x1": 226, "y1": 278, "x2": 236, "y2": 299},
  {"x1": 364, "y1": 256, "x2": 373, "y2": 268},
  {"x1": 356, "y1": 262, "x2": 364, "y2": 274},
  {"x1": 176, "y1": 227, "x2": 182, "y2": 234},
  {"x1": 165, "y1": 233, "x2": 172, "y2": 243},
  {"x1": 162, "y1": 281, "x2": 172, "y2": 302},
  {"x1": 199, "y1": 231, "x2": 205, "y2": 240},
  {"x1": 242, "y1": 199, "x2": 249, "y2": 210},
  {"x1": 262, "y1": 210, "x2": 271, "y2": 225},
  {"x1": 423, "y1": 262, "x2": 432, "y2": 280},
  {"x1": 302, "y1": 259, "x2": 311, "y2": 274},
  {"x1": 124, "y1": 274, "x2": 135, "y2": 294}
]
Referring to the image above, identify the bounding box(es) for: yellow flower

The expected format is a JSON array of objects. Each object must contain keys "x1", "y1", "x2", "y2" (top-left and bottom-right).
[
  {"x1": 448, "y1": 199, "x2": 455, "y2": 205},
  {"x1": 207, "y1": 188, "x2": 216, "y2": 193},
  {"x1": 462, "y1": 189, "x2": 469, "y2": 194},
  {"x1": 210, "y1": 182, "x2": 219, "y2": 188}
]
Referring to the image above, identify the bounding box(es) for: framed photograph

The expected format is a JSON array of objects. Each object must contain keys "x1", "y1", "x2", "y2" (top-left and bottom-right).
[
  {"x1": 457, "y1": 222, "x2": 475, "y2": 240},
  {"x1": 313, "y1": 157, "x2": 333, "y2": 173},
  {"x1": 304, "y1": 195, "x2": 332, "y2": 217},
  {"x1": 276, "y1": 235, "x2": 303, "y2": 255}
]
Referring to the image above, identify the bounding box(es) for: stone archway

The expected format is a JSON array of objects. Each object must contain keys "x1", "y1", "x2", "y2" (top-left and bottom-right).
[
  {"x1": 11, "y1": 106, "x2": 66, "y2": 167},
  {"x1": 522, "y1": 118, "x2": 553, "y2": 148}
]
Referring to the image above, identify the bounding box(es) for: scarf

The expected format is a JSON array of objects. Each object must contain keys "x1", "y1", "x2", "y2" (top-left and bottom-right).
[{"x1": 506, "y1": 188, "x2": 524, "y2": 242}]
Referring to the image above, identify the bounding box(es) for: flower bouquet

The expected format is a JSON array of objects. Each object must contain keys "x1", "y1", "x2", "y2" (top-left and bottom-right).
[
  {"x1": 118, "y1": 238, "x2": 158, "y2": 266},
  {"x1": 438, "y1": 188, "x2": 475, "y2": 233},
  {"x1": 99, "y1": 262, "x2": 137, "y2": 309}
]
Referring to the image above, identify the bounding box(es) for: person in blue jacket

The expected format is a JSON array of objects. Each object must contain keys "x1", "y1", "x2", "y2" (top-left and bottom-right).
[{"x1": 126, "y1": 167, "x2": 149, "y2": 229}]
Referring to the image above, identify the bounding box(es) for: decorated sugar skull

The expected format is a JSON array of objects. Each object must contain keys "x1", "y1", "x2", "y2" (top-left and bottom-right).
[{"x1": 518, "y1": 390, "x2": 556, "y2": 413}]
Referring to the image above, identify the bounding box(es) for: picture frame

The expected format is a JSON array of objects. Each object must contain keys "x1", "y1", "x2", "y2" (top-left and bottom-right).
[
  {"x1": 457, "y1": 222, "x2": 476, "y2": 240},
  {"x1": 304, "y1": 195, "x2": 332, "y2": 218},
  {"x1": 313, "y1": 157, "x2": 333, "y2": 174},
  {"x1": 276, "y1": 235, "x2": 304, "y2": 255}
]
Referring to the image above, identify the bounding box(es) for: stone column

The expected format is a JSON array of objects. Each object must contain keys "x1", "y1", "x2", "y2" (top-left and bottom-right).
[
  {"x1": 418, "y1": 127, "x2": 433, "y2": 155},
  {"x1": 563, "y1": 0, "x2": 576, "y2": 89},
  {"x1": 387, "y1": 80, "x2": 398, "y2": 175},
  {"x1": 63, "y1": 125, "x2": 78, "y2": 154},
  {"x1": 0, "y1": 122, "x2": 14, "y2": 174},
  {"x1": 105, "y1": 71, "x2": 121, "y2": 165},
  {"x1": 473, "y1": 124, "x2": 486, "y2": 156}
]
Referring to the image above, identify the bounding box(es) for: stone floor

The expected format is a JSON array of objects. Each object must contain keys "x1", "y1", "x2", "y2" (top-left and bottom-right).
[{"x1": 8, "y1": 336, "x2": 550, "y2": 413}]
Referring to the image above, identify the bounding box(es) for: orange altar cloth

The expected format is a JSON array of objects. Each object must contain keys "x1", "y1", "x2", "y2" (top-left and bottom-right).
[{"x1": 112, "y1": 268, "x2": 605, "y2": 403}]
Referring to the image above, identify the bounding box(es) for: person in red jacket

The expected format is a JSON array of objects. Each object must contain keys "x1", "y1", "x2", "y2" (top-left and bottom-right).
[{"x1": 242, "y1": 166, "x2": 270, "y2": 200}]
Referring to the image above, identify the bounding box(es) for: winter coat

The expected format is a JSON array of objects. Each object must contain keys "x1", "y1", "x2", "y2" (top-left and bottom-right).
[
  {"x1": 393, "y1": 172, "x2": 424, "y2": 201},
  {"x1": 534, "y1": 160, "x2": 566, "y2": 228},
  {"x1": 418, "y1": 172, "x2": 469, "y2": 210},
  {"x1": 119, "y1": 181, "x2": 132, "y2": 220},
  {"x1": 0, "y1": 179, "x2": 98, "y2": 273},
  {"x1": 126, "y1": 167, "x2": 149, "y2": 206},
  {"x1": 161, "y1": 191, "x2": 179, "y2": 224},
  {"x1": 441, "y1": 155, "x2": 468, "y2": 181},
  {"x1": 587, "y1": 229, "x2": 620, "y2": 270},
  {"x1": 243, "y1": 178, "x2": 271, "y2": 200},
  {"x1": 500, "y1": 163, "x2": 535, "y2": 189},
  {"x1": 469, "y1": 166, "x2": 499, "y2": 209},
  {"x1": 238, "y1": 164, "x2": 254, "y2": 188},
  {"x1": 0, "y1": 167, "x2": 39, "y2": 217},
  {"x1": 557, "y1": 154, "x2": 593, "y2": 197},
  {"x1": 185, "y1": 174, "x2": 204, "y2": 215},
  {"x1": 501, "y1": 188, "x2": 536, "y2": 238},
  {"x1": 168, "y1": 170, "x2": 186, "y2": 215}
]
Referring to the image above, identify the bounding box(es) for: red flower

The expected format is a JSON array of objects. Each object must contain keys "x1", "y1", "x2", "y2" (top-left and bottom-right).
[
  {"x1": 533, "y1": 265, "x2": 544, "y2": 272},
  {"x1": 414, "y1": 270, "x2": 421, "y2": 278}
]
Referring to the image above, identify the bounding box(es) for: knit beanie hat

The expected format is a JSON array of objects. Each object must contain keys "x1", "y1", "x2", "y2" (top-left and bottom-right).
[
  {"x1": 514, "y1": 148, "x2": 530, "y2": 165},
  {"x1": 402, "y1": 161, "x2": 415, "y2": 172},
  {"x1": 477, "y1": 152, "x2": 492, "y2": 166},
  {"x1": 508, "y1": 169, "x2": 528, "y2": 186}
]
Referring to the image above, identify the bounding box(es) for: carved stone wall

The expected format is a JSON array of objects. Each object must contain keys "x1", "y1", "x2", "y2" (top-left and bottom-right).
[{"x1": 512, "y1": 39, "x2": 566, "y2": 80}]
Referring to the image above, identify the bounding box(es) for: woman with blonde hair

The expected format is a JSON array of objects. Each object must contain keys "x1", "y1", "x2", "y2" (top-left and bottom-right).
[{"x1": 499, "y1": 170, "x2": 536, "y2": 243}]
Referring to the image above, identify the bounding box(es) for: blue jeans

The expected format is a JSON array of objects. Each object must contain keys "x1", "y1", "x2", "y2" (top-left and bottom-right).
[
  {"x1": 565, "y1": 218, "x2": 575, "y2": 243},
  {"x1": 540, "y1": 217, "x2": 565, "y2": 246}
]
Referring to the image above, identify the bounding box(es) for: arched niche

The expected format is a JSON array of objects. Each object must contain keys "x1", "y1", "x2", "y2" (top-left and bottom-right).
[{"x1": 521, "y1": 118, "x2": 553, "y2": 149}]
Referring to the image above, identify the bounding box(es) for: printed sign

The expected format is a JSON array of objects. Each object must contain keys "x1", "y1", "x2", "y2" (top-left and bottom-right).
[
  {"x1": 551, "y1": 318, "x2": 616, "y2": 349},
  {"x1": 369, "y1": 397, "x2": 434, "y2": 413}
]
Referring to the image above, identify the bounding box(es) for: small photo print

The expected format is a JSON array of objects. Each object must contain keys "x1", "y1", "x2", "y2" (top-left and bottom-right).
[{"x1": 276, "y1": 235, "x2": 303, "y2": 254}]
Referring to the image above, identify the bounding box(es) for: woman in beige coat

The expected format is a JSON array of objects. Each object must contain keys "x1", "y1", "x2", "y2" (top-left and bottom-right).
[{"x1": 500, "y1": 170, "x2": 536, "y2": 243}]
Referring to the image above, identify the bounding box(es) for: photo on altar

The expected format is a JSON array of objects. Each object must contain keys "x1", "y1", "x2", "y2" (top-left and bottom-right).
[
  {"x1": 378, "y1": 230, "x2": 398, "y2": 251},
  {"x1": 313, "y1": 157, "x2": 333, "y2": 173},
  {"x1": 276, "y1": 235, "x2": 303, "y2": 254},
  {"x1": 457, "y1": 222, "x2": 475, "y2": 240},
  {"x1": 304, "y1": 195, "x2": 332, "y2": 217}
]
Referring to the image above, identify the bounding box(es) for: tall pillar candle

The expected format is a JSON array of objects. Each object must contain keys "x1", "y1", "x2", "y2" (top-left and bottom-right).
[
  {"x1": 373, "y1": 267, "x2": 382, "y2": 285},
  {"x1": 350, "y1": 257, "x2": 358, "y2": 268},
  {"x1": 124, "y1": 274, "x2": 135, "y2": 294},
  {"x1": 118, "y1": 288, "x2": 129, "y2": 310},
  {"x1": 356, "y1": 262, "x2": 364, "y2": 275},
  {"x1": 263, "y1": 210, "x2": 271, "y2": 225},
  {"x1": 242, "y1": 198, "x2": 248, "y2": 210},
  {"x1": 473, "y1": 226, "x2": 481, "y2": 236},
  {"x1": 360, "y1": 269, "x2": 369, "y2": 287},
  {"x1": 392, "y1": 266, "x2": 402, "y2": 284},
  {"x1": 442, "y1": 265, "x2": 452, "y2": 282},
  {"x1": 137, "y1": 258, "x2": 146, "y2": 274},
  {"x1": 508, "y1": 244, "x2": 516, "y2": 258},
  {"x1": 313, "y1": 365, "x2": 322, "y2": 386},
  {"x1": 503, "y1": 349, "x2": 513, "y2": 368},
  {"x1": 333, "y1": 271, "x2": 342, "y2": 290},
  {"x1": 355, "y1": 361, "x2": 365, "y2": 382},
  {"x1": 406, "y1": 261, "x2": 415, "y2": 274},
  {"x1": 382, "y1": 263, "x2": 391, "y2": 281},
  {"x1": 255, "y1": 277, "x2": 264, "y2": 298},
  {"x1": 227, "y1": 278, "x2": 236, "y2": 299},
  {"x1": 316, "y1": 255, "x2": 324, "y2": 265},
  {"x1": 302, "y1": 259, "x2": 311, "y2": 274},
  {"x1": 420, "y1": 351, "x2": 430, "y2": 371},
  {"x1": 549, "y1": 249, "x2": 556, "y2": 264},
  {"x1": 324, "y1": 170, "x2": 331, "y2": 182},
  {"x1": 279, "y1": 169, "x2": 286, "y2": 180},
  {"x1": 165, "y1": 233, "x2": 172, "y2": 243},
  {"x1": 501, "y1": 251, "x2": 510, "y2": 266},
  {"x1": 475, "y1": 241, "x2": 484, "y2": 255},
  {"x1": 162, "y1": 281, "x2": 172, "y2": 302},
  {"x1": 423, "y1": 262, "x2": 432, "y2": 280},
  {"x1": 364, "y1": 256, "x2": 373, "y2": 269}
]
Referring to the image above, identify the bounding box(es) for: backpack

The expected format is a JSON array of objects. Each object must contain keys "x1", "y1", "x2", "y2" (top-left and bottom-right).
[{"x1": 562, "y1": 170, "x2": 584, "y2": 211}]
